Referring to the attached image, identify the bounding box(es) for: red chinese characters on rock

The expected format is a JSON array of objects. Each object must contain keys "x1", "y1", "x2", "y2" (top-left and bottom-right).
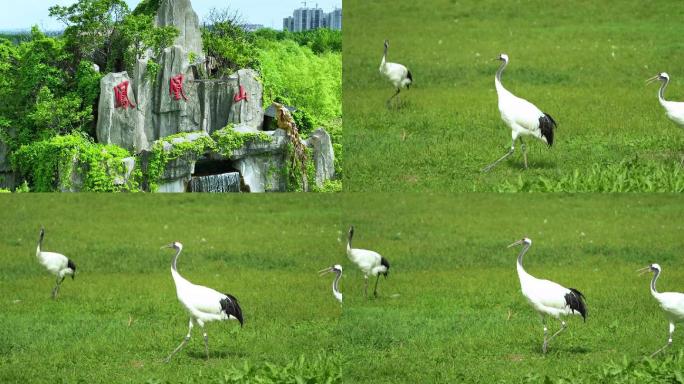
[
  {"x1": 114, "y1": 81, "x2": 136, "y2": 109},
  {"x1": 233, "y1": 85, "x2": 248, "y2": 102},
  {"x1": 169, "y1": 74, "x2": 189, "y2": 101}
]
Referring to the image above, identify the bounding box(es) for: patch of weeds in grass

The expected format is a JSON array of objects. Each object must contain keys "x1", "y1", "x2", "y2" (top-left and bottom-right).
[{"x1": 495, "y1": 158, "x2": 684, "y2": 192}]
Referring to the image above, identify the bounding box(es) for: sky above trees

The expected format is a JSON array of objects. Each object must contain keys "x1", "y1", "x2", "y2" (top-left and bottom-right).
[{"x1": 0, "y1": 0, "x2": 341, "y2": 31}]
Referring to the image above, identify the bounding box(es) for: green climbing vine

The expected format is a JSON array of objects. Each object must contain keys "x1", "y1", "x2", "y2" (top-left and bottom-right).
[
  {"x1": 146, "y1": 131, "x2": 215, "y2": 192},
  {"x1": 212, "y1": 124, "x2": 272, "y2": 156}
]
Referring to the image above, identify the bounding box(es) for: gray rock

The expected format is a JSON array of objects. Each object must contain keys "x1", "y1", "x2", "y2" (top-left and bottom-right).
[
  {"x1": 96, "y1": 72, "x2": 147, "y2": 152},
  {"x1": 228, "y1": 69, "x2": 264, "y2": 130},
  {"x1": 131, "y1": 59, "x2": 155, "y2": 151},
  {"x1": 154, "y1": 45, "x2": 202, "y2": 137},
  {"x1": 234, "y1": 154, "x2": 286, "y2": 193},
  {"x1": 305, "y1": 128, "x2": 336, "y2": 187},
  {"x1": 199, "y1": 77, "x2": 237, "y2": 134},
  {"x1": 156, "y1": 0, "x2": 204, "y2": 61},
  {"x1": 57, "y1": 155, "x2": 84, "y2": 193}
]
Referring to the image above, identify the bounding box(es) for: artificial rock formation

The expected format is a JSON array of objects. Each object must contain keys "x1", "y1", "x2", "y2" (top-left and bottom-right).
[
  {"x1": 91, "y1": 0, "x2": 335, "y2": 192},
  {"x1": 156, "y1": 0, "x2": 204, "y2": 61},
  {"x1": 96, "y1": 72, "x2": 147, "y2": 152}
]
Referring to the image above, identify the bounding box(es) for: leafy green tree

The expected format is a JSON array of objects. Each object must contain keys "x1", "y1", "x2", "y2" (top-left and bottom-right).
[
  {"x1": 202, "y1": 8, "x2": 257, "y2": 76},
  {"x1": 119, "y1": 13, "x2": 178, "y2": 63},
  {"x1": 27, "y1": 87, "x2": 92, "y2": 140},
  {"x1": 49, "y1": 0, "x2": 129, "y2": 70}
]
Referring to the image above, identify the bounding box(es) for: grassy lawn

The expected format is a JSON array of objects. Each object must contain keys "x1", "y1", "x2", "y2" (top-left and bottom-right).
[
  {"x1": 1, "y1": 194, "x2": 683, "y2": 383},
  {"x1": 339, "y1": 193, "x2": 684, "y2": 382},
  {"x1": 0, "y1": 195, "x2": 343, "y2": 383},
  {"x1": 343, "y1": 0, "x2": 684, "y2": 192}
]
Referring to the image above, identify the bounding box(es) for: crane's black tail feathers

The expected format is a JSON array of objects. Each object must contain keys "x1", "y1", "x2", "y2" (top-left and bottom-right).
[
  {"x1": 406, "y1": 70, "x2": 413, "y2": 88},
  {"x1": 565, "y1": 288, "x2": 587, "y2": 321},
  {"x1": 221, "y1": 294, "x2": 244, "y2": 327},
  {"x1": 539, "y1": 113, "x2": 556, "y2": 147}
]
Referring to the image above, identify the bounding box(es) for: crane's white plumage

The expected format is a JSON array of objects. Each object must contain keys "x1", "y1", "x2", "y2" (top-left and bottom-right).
[
  {"x1": 482, "y1": 53, "x2": 557, "y2": 172},
  {"x1": 36, "y1": 227, "x2": 76, "y2": 299},
  {"x1": 510, "y1": 237, "x2": 586, "y2": 353},
  {"x1": 639, "y1": 263, "x2": 684, "y2": 357},
  {"x1": 647, "y1": 73, "x2": 684, "y2": 128},
  {"x1": 163, "y1": 242, "x2": 243, "y2": 362},
  {"x1": 319, "y1": 264, "x2": 343, "y2": 304},
  {"x1": 380, "y1": 39, "x2": 412, "y2": 107},
  {"x1": 346, "y1": 226, "x2": 390, "y2": 298}
]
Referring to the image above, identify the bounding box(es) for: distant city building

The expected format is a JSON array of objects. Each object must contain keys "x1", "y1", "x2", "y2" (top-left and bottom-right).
[
  {"x1": 282, "y1": 16, "x2": 294, "y2": 32},
  {"x1": 283, "y1": 6, "x2": 342, "y2": 32},
  {"x1": 243, "y1": 24, "x2": 264, "y2": 32},
  {"x1": 326, "y1": 8, "x2": 342, "y2": 31}
]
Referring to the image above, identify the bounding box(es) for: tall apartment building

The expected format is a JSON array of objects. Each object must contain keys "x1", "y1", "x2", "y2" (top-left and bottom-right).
[{"x1": 283, "y1": 6, "x2": 342, "y2": 32}]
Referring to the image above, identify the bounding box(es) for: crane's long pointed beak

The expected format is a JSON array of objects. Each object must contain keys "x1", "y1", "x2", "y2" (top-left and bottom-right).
[
  {"x1": 507, "y1": 240, "x2": 523, "y2": 248},
  {"x1": 637, "y1": 266, "x2": 651, "y2": 275},
  {"x1": 646, "y1": 75, "x2": 659, "y2": 85},
  {"x1": 318, "y1": 267, "x2": 333, "y2": 276},
  {"x1": 160, "y1": 243, "x2": 173, "y2": 249}
]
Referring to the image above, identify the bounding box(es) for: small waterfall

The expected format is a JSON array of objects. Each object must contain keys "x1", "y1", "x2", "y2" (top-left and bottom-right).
[{"x1": 190, "y1": 172, "x2": 241, "y2": 193}]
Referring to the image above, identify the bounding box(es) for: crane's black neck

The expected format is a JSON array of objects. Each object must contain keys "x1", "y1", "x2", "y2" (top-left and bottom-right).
[
  {"x1": 347, "y1": 230, "x2": 353, "y2": 249},
  {"x1": 333, "y1": 270, "x2": 342, "y2": 294},
  {"x1": 651, "y1": 268, "x2": 660, "y2": 295},
  {"x1": 172, "y1": 246, "x2": 182, "y2": 272},
  {"x1": 659, "y1": 78, "x2": 669, "y2": 102},
  {"x1": 517, "y1": 243, "x2": 531, "y2": 269},
  {"x1": 496, "y1": 60, "x2": 508, "y2": 84}
]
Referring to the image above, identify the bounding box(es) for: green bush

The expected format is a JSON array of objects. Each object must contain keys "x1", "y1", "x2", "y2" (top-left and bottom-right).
[
  {"x1": 212, "y1": 125, "x2": 272, "y2": 155},
  {"x1": 11, "y1": 132, "x2": 135, "y2": 192}
]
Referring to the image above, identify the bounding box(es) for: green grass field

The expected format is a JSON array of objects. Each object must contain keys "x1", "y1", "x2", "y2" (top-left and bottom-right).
[
  {"x1": 343, "y1": 0, "x2": 684, "y2": 192},
  {"x1": 0, "y1": 195, "x2": 343, "y2": 383},
  {"x1": 340, "y1": 194, "x2": 684, "y2": 383},
  {"x1": 1, "y1": 194, "x2": 683, "y2": 383}
]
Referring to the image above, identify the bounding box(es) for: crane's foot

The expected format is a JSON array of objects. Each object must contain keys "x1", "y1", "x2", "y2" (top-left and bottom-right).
[{"x1": 542, "y1": 341, "x2": 548, "y2": 354}]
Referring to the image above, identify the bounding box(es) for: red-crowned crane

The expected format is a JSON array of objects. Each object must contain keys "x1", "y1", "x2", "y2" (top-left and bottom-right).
[
  {"x1": 346, "y1": 226, "x2": 390, "y2": 298},
  {"x1": 380, "y1": 39, "x2": 412, "y2": 107},
  {"x1": 162, "y1": 242, "x2": 243, "y2": 362},
  {"x1": 36, "y1": 227, "x2": 76, "y2": 299},
  {"x1": 319, "y1": 264, "x2": 343, "y2": 304},
  {"x1": 638, "y1": 263, "x2": 684, "y2": 357},
  {"x1": 509, "y1": 237, "x2": 586, "y2": 353},
  {"x1": 482, "y1": 53, "x2": 557, "y2": 172},
  {"x1": 646, "y1": 73, "x2": 684, "y2": 128}
]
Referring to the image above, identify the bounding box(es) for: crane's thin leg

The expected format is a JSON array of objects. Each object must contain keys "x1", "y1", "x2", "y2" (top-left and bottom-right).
[
  {"x1": 542, "y1": 317, "x2": 548, "y2": 353},
  {"x1": 543, "y1": 320, "x2": 567, "y2": 353},
  {"x1": 386, "y1": 89, "x2": 400, "y2": 107},
  {"x1": 52, "y1": 276, "x2": 65, "y2": 299},
  {"x1": 519, "y1": 138, "x2": 528, "y2": 169},
  {"x1": 650, "y1": 322, "x2": 675, "y2": 358},
  {"x1": 165, "y1": 319, "x2": 194, "y2": 363},
  {"x1": 364, "y1": 276, "x2": 369, "y2": 298},
  {"x1": 373, "y1": 275, "x2": 380, "y2": 297},
  {"x1": 199, "y1": 322, "x2": 209, "y2": 360},
  {"x1": 482, "y1": 142, "x2": 515, "y2": 173}
]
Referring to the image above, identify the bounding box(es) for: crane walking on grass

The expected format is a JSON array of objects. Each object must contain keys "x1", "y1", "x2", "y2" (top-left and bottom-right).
[
  {"x1": 509, "y1": 237, "x2": 586, "y2": 353},
  {"x1": 638, "y1": 263, "x2": 684, "y2": 357},
  {"x1": 162, "y1": 242, "x2": 243, "y2": 362},
  {"x1": 36, "y1": 227, "x2": 76, "y2": 299},
  {"x1": 646, "y1": 73, "x2": 684, "y2": 128},
  {"x1": 346, "y1": 226, "x2": 390, "y2": 298},
  {"x1": 319, "y1": 264, "x2": 343, "y2": 304},
  {"x1": 380, "y1": 39, "x2": 412, "y2": 107},
  {"x1": 482, "y1": 54, "x2": 557, "y2": 172}
]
